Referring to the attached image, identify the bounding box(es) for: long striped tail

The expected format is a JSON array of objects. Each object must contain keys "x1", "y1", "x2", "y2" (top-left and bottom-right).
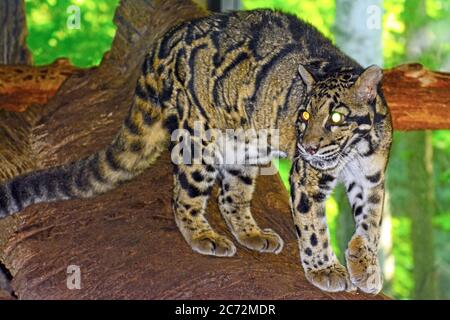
[
  {"x1": 0, "y1": 117, "x2": 169, "y2": 218},
  {"x1": 0, "y1": 57, "x2": 173, "y2": 218}
]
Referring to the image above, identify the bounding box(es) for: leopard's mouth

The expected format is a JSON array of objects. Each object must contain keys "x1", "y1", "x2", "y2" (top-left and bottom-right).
[{"x1": 297, "y1": 142, "x2": 342, "y2": 170}]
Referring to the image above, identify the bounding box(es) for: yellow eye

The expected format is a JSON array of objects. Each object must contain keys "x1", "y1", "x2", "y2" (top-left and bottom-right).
[
  {"x1": 301, "y1": 111, "x2": 310, "y2": 121},
  {"x1": 330, "y1": 112, "x2": 344, "y2": 124}
]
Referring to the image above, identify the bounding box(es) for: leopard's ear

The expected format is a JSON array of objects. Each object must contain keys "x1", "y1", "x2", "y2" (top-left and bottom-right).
[
  {"x1": 354, "y1": 65, "x2": 383, "y2": 103},
  {"x1": 298, "y1": 65, "x2": 315, "y2": 94}
]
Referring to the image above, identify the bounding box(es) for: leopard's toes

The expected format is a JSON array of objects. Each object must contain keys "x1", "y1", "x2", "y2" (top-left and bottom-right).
[
  {"x1": 238, "y1": 228, "x2": 284, "y2": 254},
  {"x1": 305, "y1": 263, "x2": 356, "y2": 293},
  {"x1": 346, "y1": 235, "x2": 383, "y2": 294},
  {"x1": 191, "y1": 232, "x2": 237, "y2": 257}
]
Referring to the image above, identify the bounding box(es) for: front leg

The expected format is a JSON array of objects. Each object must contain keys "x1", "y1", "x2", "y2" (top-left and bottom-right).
[
  {"x1": 290, "y1": 159, "x2": 356, "y2": 292},
  {"x1": 342, "y1": 153, "x2": 387, "y2": 294},
  {"x1": 218, "y1": 166, "x2": 284, "y2": 254}
]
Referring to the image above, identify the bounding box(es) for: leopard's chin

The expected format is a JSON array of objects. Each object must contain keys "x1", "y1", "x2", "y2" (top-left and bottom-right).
[{"x1": 303, "y1": 155, "x2": 340, "y2": 171}]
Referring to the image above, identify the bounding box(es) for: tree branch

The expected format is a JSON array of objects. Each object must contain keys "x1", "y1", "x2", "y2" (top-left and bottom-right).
[
  {"x1": 1, "y1": 62, "x2": 449, "y2": 130},
  {"x1": 384, "y1": 63, "x2": 450, "y2": 130}
]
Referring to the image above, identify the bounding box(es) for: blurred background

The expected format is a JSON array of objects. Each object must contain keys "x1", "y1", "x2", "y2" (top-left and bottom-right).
[{"x1": 24, "y1": 0, "x2": 449, "y2": 299}]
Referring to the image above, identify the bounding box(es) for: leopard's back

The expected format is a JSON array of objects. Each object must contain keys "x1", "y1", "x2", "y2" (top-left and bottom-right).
[{"x1": 146, "y1": 10, "x2": 363, "y2": 136}]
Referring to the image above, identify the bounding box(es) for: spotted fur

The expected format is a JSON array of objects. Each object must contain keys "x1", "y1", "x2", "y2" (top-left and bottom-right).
[{"x1": 0, "y1": 10, "x2": 392, "y2": 294}]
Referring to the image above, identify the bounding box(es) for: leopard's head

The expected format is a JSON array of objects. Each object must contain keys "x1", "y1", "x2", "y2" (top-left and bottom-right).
[{"x1": 295, "y1": 64, "x2": 388, "y2": 170}]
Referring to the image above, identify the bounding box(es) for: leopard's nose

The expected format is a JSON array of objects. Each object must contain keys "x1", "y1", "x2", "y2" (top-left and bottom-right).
[{"x1": 304, "y1": 144, "x2": 319, "y2": 155}]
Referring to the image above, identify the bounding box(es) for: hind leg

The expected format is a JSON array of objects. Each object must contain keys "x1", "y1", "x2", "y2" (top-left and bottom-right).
[
  {"x1": 218, "y1": 166, "x2": 283, "y2": 254},
  {"x1": 172, "y1": 163, "x2": 236, "y2": 257}
]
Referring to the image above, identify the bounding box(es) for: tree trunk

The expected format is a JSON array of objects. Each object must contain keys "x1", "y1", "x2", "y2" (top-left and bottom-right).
[{"x1": 0, "y1": 0, "x2": 32, "y2": 65}]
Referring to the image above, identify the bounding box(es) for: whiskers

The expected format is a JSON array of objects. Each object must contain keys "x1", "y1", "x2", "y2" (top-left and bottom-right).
[
  {"x1": 296, "y1": 142, "x2": 342, "y2": 169},
  {"x1": 296, "y1": 141, "x2": 359, "y2": 170},
  {"x1": 294, "y1": 130, "x2": 370, "y2": 170}
]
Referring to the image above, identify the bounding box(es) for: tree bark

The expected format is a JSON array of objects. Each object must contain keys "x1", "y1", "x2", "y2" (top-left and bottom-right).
[
  {"x1": 0, "y1": 0, "x2": 32, "y2": 65},
  {"x1": 383, "y1": 63, "x2": 450, "y2": 130},
  {"x1": 0, "y1": 59, "x2": 82, "y2": 112}
]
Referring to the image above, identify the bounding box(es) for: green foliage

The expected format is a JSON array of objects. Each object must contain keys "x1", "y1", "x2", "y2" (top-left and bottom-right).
[
  {"x1": 390, "y1": 216, "x2": 414, "y2": 299},
  {"x1": 388, "y1": 0, "x2": 450, "y2": 299},
  {"x1": 273, "y1": 159, "x2": 291, "y2": 190},
  {"x1": 435, "y1": 228, "x2": 450, "y2": 299},
  {"x1": 434, "y1": 214, "x2": 450, "y2": 232},
  {"x1": 383, "y1": 0, "x2": 450, "y2": 69},
  {"x1": 433, "y1": 131, "x2": 450, "y2": 225},
  {"x1": 25, "y1": 0, "x2": 119, "y2": 67}
]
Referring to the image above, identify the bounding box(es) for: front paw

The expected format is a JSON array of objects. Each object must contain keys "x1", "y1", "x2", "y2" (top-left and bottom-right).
[
  {"x1": 191, "y1": 232, "x2": 237, "y2": 257},
  {"x1": 238, "y1": 228, "x2": 284, "y2": 254},
  {"x1": 305, "y1": 262, "x2": 356, "y2": 292},
  {"x1": 346, "y1": 235, "x2": 383, "y2": 294}
]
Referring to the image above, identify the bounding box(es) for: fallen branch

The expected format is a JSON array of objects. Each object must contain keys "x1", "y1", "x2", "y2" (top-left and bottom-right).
[
  {"x1": 384, "y1": 63, "x2": 450, "y2": 130},
  {"x1": 0, "y1": 59, "x2": 82, "y2": 112},
  {"x1": 1, "y1": 61, "x2": 449, "y2": 131}
]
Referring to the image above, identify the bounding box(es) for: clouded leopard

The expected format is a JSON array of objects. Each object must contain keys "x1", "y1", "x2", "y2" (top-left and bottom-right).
[{"x1": 0, "y1": 9, "x2": 392, "y2": 294}]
